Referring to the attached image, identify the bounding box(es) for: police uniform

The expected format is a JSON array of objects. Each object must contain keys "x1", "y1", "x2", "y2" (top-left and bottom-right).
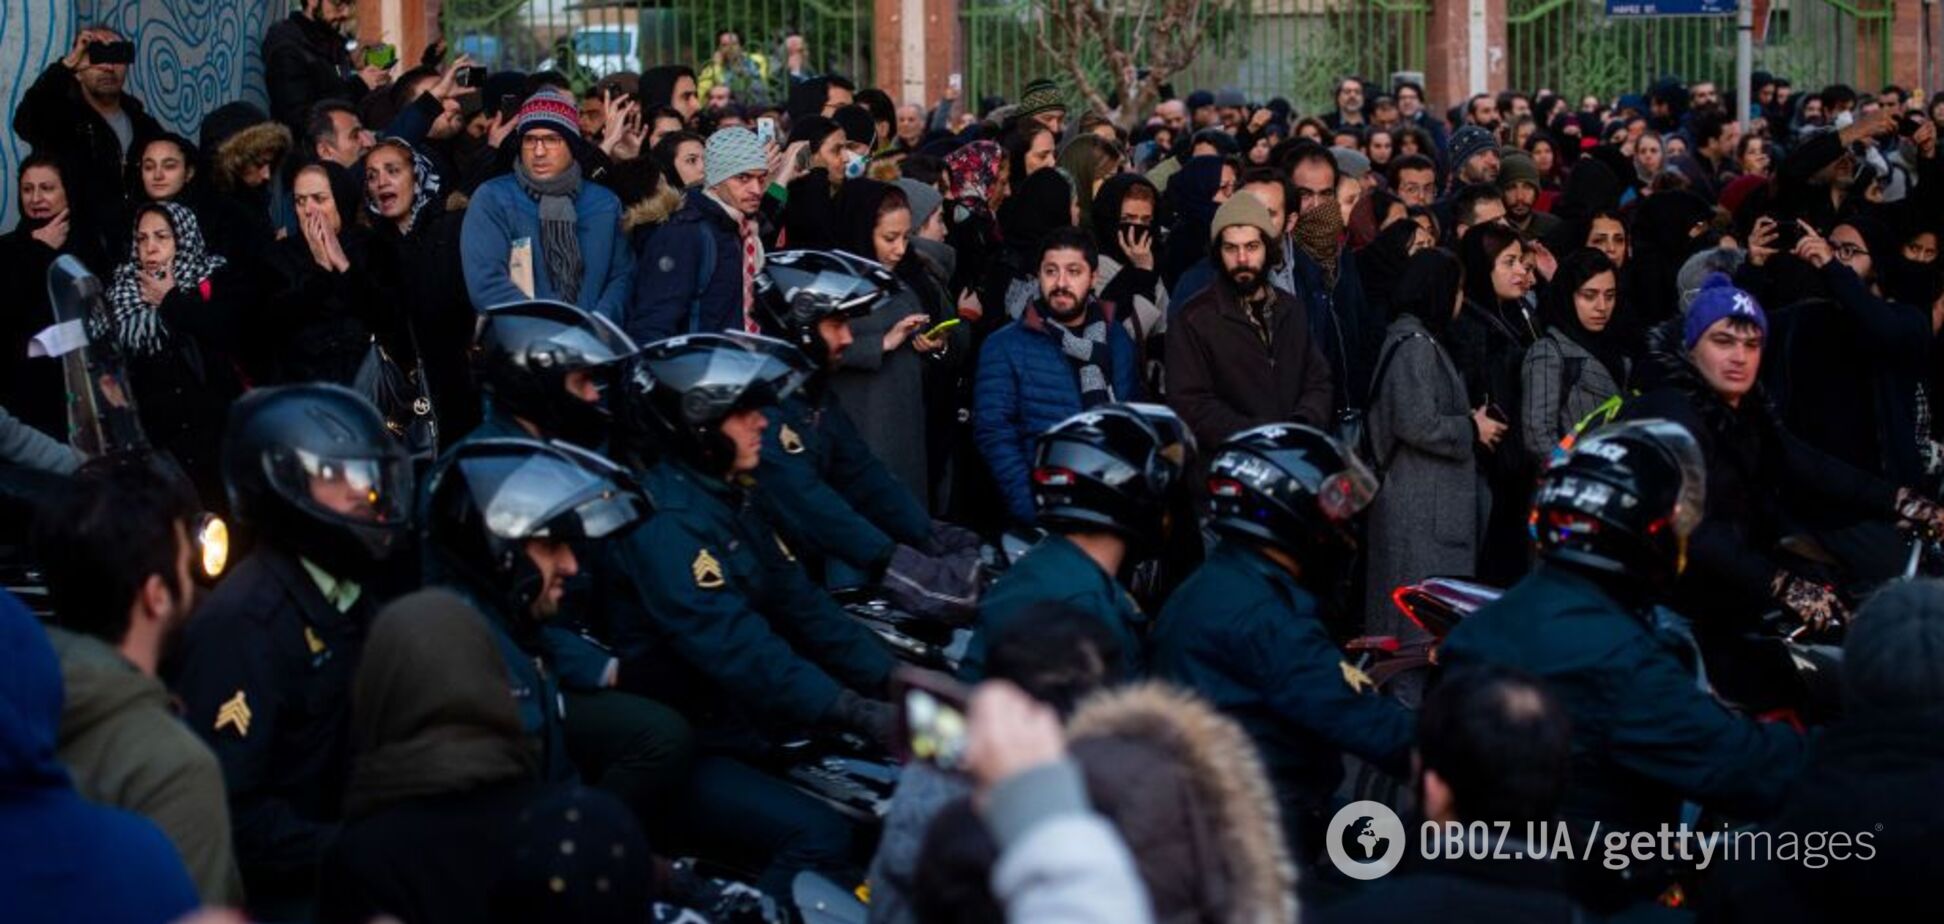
[
  {"x1": 961, "y1": 533, "x2": 1146, "y2": 681},
  {"x1": 170, "y1": 546, "x2": 373, "y2": 917},
  {"x1": 603, "y1": 457, "x2": 895, "y2": 728},
  {"x1": 1150, "y1": 539, "x2": 1414, "y2": 859},
  {"x1": 754, "y1": 392, "x2": 932, "y2": 580}
]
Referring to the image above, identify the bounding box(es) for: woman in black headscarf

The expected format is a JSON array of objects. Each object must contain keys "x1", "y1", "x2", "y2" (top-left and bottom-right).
[
  {"x1": 261, "y1": 161, "x2": 398, "y2": 385},
  {"x1": 1364, "y1": 248, "x2": 1498, "y2": 635},
  {"x1": 0, "y1": 156, "x2": 113, "y2": 437},
  {"x1": 1625, "y1": 188, "x2": 1716, "y2": 349},
  {"x1": 1452, "y1": 221, "x2": 1540, "y2": 583},
  {"x1": 362, "y1": 138, "x2": 476, "y2": 443},
  {"x1": 1358, "y1": 193, "x2": 1436, "y2": 322},
  {"x1": 1519, "y1": 249, "x2": 1631, "y2": 463},
  {"x1": 1089, "y1": 173, "x2": 1166, "y2": 352},
  {"x1": 1159, "y1": 155, "x2": 1231, "y2": 291},
  {"x1": 984, "y1": 167, "x2": 1076, "y2": 326}
]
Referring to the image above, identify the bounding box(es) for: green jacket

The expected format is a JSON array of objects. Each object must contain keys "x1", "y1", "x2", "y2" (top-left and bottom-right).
[{"x1": 50, "y1": 627, "x2": 245, "y2": 906}]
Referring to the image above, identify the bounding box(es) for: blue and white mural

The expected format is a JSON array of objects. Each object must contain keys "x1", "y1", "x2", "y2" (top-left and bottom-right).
[{"x1": 2, "y1": 0, "x2": 275, "y2": 230}]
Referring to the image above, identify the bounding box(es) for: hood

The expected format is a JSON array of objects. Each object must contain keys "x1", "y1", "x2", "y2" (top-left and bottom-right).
[
  {"x1": 1091, "y1": 173, "x2": 1158, "y2": 268},
  {"x1": 47, "y1": 628, "x2": 164, "y2": 747},
  {"x1": 833, "y1": 178, "x2": 902, "y2": 261},
  {"x1": 209, "y1": 119, "x2": 294, "y2": 193},
  {"x1": 996, "y1": 168, "x2": 1074, "y2": 259},
  {"x1": 1640, "y1": 317, "x2": 1780, "y2": 435},
  {"x1": 1067, "y1": 683, "x2": 1296, "y2": 924},
  {"x1": 0, "y1": 590, "x2": 68, "y2": 790},
  {"x1": 622, "y1": 184, "x2": 684, "y2": 233}
]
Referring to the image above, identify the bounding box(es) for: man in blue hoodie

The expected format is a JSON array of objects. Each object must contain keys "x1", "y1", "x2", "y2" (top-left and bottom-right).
[{"x1": 0, "y1": 589, "x2": 200, "y2": 923}]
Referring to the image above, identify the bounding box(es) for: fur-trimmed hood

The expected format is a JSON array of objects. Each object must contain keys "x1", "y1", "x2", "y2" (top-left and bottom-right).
[
  {"x1": 1067, "y1": 682, "x2": 1297, "y2": 924},
  {"x1": 621, "y1": 184, "x2": 684, "y2": 233},
  {"x1": 1639, "y1": 316, "x2": 1782, "y2": 441},
  {"x1": 209, "y1": 121, "x2": 293, "y2": 193}
]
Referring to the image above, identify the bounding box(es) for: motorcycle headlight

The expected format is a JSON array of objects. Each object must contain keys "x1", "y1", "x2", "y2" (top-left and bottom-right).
[{"x1": 197, "y1": 514, "x2": 230, "y2": 582}]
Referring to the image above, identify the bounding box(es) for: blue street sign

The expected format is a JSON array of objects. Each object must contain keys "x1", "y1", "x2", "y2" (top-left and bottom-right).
[{"x1": 1606, "y1": 0, "x2": 1735, "y2": 15}]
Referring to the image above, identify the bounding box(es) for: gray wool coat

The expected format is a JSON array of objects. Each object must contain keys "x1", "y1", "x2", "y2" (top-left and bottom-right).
[
  {"x1": 829, "y1": 285, "x2": 931, "y2": 502},
  {"x1": 1519, "y1": 328, "x2": 1628, "y2": 462},
  {"x1": 1363, "y1": 315, "x2": 1486, "y2": 637}
]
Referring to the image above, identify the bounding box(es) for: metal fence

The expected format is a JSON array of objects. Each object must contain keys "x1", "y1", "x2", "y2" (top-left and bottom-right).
[
  {"x1": 1506, "y1": 0, "x2": 1896, "y2": 104},
  {"x1": 959, "y1": 0, "x2": 1429, "y2": 117},
  {"x1": 441, "y1": 0, "x2": 875, "y2": 97}
]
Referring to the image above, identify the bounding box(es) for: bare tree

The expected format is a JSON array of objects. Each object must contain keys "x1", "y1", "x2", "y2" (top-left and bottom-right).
[{"x1": 1027, "y1": 0, "x2": 1222, "y2": 131}]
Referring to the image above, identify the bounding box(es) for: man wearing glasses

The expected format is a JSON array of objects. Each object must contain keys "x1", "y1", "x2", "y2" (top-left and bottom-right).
[
  {"x1": 263, "y1": 0, "x2": 392, "y2": 132},
  {"x1": 461, "y1": 88, "x2": 636, "y2": 320}
]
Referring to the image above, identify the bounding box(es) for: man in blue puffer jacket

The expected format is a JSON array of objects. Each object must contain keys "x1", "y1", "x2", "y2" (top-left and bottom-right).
[
  {"x1": 461, "y1": 88, "x2": 634, "y2": 320},
  {"x1": 975, "y1": 227, "x2": 1143, "y2": 523}
]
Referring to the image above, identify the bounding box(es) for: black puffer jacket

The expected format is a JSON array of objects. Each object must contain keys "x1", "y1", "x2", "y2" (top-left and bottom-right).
[
  {"x1": 1620, "y1": 320, "x2": 1899, "y2": 629},
  {"x1": 262, "y1": 12, "x2": 368, "y2": 131}
]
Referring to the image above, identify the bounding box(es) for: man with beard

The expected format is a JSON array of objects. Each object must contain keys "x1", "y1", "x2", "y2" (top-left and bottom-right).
[
  {"x1": 13, "y1": 25, "x2": 162, "y2": 246},
  {"x1": 974, "y1": 227, "x2": 1145, "y2": 524},
  {"x1": 1499, "y1": 150, "x2": 1561, "y2": 240},
  {"x1": 171, "y1": 385, "x2": 414, "y2": 920},
  {"x1": 262, "y1": 0, "x2": 391, "y2": 131},
  {"x1": 1166, "y1": 189, "x2": 1334, "y2": 450},
  {"x1": 35, "y1": 457, "x2": 243, "y2": 906}
]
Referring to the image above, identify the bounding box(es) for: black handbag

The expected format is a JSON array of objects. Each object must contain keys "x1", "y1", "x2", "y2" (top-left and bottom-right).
[{"x1": 351, "y1": 333, "x2": 437, "y2": 459}]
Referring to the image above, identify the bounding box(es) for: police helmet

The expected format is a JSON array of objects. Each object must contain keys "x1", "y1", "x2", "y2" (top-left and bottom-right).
[
  {"x1": 1531, "y1": 419, "x2": 1706, "y2": 583},
  {"x1": 627, "y1": 332, "x2": 812, "y2": 476},
  {"x1": 1204, "y1": 423, "x2": 1377, "y2": 557},
  {"x1": 1030, "y1": 403, "x2": 1196, "y2": 541},
  {"x1": 752, "y1": 250, "x2": 899, "y2": 364},
  {"x1": 474, "y1": 300, "x2": 639, "y2": 448}
]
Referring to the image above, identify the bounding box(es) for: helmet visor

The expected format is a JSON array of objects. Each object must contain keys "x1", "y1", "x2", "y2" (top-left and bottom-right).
[
  {"x1": 1035, "y1": 438, "x2": 1141, "y2": 489},
  {"x1": 268, "y1": 447, "x2": 413, "y2": 529},
  {"x1": 646, "y1": 332, "x2": 811, "y2": 424},
  {"x1": 450, "y1": 447, "x2": 647, "y2": 542},
  {"x1": 1317, "y1": 452, "x2": 1379, "y2": 524},
  {"x1": 1586, "y1": 419, "x2": 1707, "y2": 538}
]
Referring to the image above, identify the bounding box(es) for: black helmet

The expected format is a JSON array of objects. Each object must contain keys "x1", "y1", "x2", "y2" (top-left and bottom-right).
[
  {"x1": 1205, "y1": 424, "x2": 1376, "y2": 557},
  {"x1": 1031, "y1": 403, "x2": 1196, "y2": 541},
  {"x1": 1531, "y1": 419, "x2": 1706, "y2": 584},
  {"x1": 423, "y1": 438, "x2": 650, "y2": 619},
  {"x1": 222, "y1": 384, "x2": 413, "y2": 578},
  {"x1": 629, "y1": 332, "x2": 812, "y2": 475},
  {"x1": 752, "y1": 250, "x2": 899, "y2": 364},
  {"x1": 474, "y1": 300, "x2": 639, "y2": 448}
]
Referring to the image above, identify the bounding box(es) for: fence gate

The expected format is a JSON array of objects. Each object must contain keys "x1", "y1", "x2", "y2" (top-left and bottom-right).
[
  {"x1": 442, "y1": 0, "x2": 874, "y2": 98},
  {"x1": 1506, "y1": 0, "x2": 1895, "y2": 104},
  {"x1": 959, "y1": 0, "x2": 1429, "y2": 120}
]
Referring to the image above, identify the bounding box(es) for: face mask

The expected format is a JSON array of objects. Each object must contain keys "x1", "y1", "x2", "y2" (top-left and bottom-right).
[{"x1": 844, "y1": 150, "x2": 869, "y2": 180}]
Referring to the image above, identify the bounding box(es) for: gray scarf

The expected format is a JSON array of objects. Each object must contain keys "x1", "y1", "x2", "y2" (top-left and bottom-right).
[
  {"x1": 515, "y1": 158, "x2": 585, "y2": 305},
  {"x1": 1047, "y1": 301, "x2": 1114, "y2": 407}
]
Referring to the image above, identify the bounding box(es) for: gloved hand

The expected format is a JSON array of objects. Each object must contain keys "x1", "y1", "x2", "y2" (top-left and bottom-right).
[
  {"x1": 883, "y1": 543, "x2": 981, "y2": 624},
  {"x1": 824, "y1": 687, "x2": 896, "y2": 750},
  {"x1": 656, "y1": 859, "x2": 789, "y2": 924},
  {"x1": 1771, "y1": 570, "x2": 1849, "y2": 633},
  {"x1": 926, "y1": 519, "x2": 985, "y2": 556},
  {"x1": 1894, "y1": 487, "x2": 1944, "y2": 538}
]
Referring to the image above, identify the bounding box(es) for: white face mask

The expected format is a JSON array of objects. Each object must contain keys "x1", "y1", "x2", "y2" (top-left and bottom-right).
[{"x1": 844, "y1": 150, "x2": 869, "y2": 180}]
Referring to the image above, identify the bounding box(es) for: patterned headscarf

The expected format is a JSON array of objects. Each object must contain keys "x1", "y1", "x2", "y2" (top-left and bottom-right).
[
  {"x1": 1294, "y1": 199, "x2": 1347, "y2": 290},
  {"x1": 944, "y1": 140, "x2": 1004, "y2": 223},
  {"x1": 364, "y1": 138, "x2": 442, "y2": 234},
  {"x1": 102, "y1": 201, "x2": 227, "y2": 357}
]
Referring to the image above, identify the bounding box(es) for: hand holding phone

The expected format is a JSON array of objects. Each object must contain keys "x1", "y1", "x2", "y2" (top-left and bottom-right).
[
  {"x1": 756, "y1": 117, "x2": 777, "y2": 147},
  {"x1": 455, "y1": 65, "x2": 487, "y2": 89},
  {"x1": 87, "y1": 39, "x2": 136, "y2": 65},
  {"x1": 363, "y1": 43, "x2": 397, "y2": 70},
  {"x1": 893, "y1": 668, "x2": 971, "y2": 771}
]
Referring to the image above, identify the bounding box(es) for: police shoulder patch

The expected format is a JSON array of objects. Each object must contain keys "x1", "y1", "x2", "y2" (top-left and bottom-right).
[
  {"x1": 214, "y1": 690, "x2": 252, "y2": 737},
  {"x1": 779, "y1": 424, "x2": 805, "y2": 454},
  {"x1": 691, "y1": 548, "x2": 726, "y2": 589}
]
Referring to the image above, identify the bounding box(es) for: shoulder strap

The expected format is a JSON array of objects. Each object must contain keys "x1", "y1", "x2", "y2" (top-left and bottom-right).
[
  {"x1": 688, "y1": 221, "x2": 718, "y2": 333},
  {"x1": 1361, "y1": 331, "x2": 1428, "y2": 474},
  {"x1": 1558, "y1": 354, "x2": 1585, "y2": 428}
]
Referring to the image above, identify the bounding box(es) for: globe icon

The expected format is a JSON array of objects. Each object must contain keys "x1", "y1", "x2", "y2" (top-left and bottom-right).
[{"x1": 1341, "y1": 816, "x2": 1388, "y2": 863}]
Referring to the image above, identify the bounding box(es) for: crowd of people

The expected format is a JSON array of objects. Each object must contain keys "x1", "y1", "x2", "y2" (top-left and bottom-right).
[{"x1": 5, "y1": 3, "x2": 1944, "y2": 922}]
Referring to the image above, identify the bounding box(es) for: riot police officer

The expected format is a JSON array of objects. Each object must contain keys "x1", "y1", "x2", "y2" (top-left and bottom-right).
[
  {"x1": 1149, "y1": 423, "x2": 1413, "y2": 865},
  {"x1": 601, "y1": 330, "x2": 894, "y2": 894},
  {"x1": 422, "y1": 437, "x2": 654, "y2": 783},
  {"x1": 460, "y1": 301, "x2": 696, "y2": 824},
  {"x1": 169, "y1": 384, "x2": 412, "y2": 919},
  {"x1": 749, "y1": 250, "x2": 982, "y2": 614},
  {"x1": 1439, "y1": 420, "x2": 1809, "y2": 912},
  {"x1": 962, "y1": 402, "x2": 1195, "y2": 680}
]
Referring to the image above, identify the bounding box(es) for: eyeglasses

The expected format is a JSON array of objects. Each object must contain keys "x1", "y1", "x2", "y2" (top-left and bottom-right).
[
  {"x1": 522, "y1": 134, "x2": 565, "y2": 150},
  {"x1": 1832, "y1": 241, "x2": 1870, "y2": 261}
]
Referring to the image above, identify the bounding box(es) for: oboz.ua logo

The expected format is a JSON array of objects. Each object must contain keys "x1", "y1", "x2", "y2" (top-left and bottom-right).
[{"x1": 1325, "y1": 800, "x2": 1407, "y2": 880}]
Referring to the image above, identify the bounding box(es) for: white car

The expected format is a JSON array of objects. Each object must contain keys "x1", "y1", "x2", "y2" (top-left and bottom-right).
[{"x1": 568, "y1": 25, "x2": 639, "y2": 77}]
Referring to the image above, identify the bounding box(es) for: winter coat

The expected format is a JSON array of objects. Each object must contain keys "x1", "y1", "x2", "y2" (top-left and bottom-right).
[
  {"x1": 626, "y1": 189, "x2": 750, "y2": 342},
  {"x1": 0, "y1": 403, "x2": 79, "y2": 473},
  {"x1": 0, "y1": 228, "x2": 110, "y2": 438},
  {"x1": 12, "y1": 62, "x2": 161, "y2": 245},
  {"x1": 120, "y1": 264, "x2": 253, "y2": 510},
  {"x1": 829, "y1": 285, "x2": 933, "y2": 501},
  {"x1": 973, "y1": 301, "x2": 1143, "y2": 523},
  {"x1": 1152, "y1": 540, "x2": 1414, "y2": 844},
  {"x1": 460, "y1": 172, "x2": 634, "y2": 321},
  {"x1": 1288, "y1": 247, "x2": 1383, "y2": 412},
  {"x1": 1363, "y1": 315, "x2": 1485, "y2": 634},
  {"x1": 0, "y1": 592, "x2": 200, "y2": 924},
  {"x1": 262, "y1": 12, "x2": 368, "y2": 130},
  {"x1": 1621, "y1": 320, "x2": 1900, "y2": 631},
  {"x1": 1705, "y1": 706, "x2": 1944, "y2": 924},
  {"x1": 1439, "y1": 563, "x2": 1809, "y2": 911},
  {"x1": 753, "y1": 390, "x2": 932, "y2": 575},
  {"x1": 1520, "y1": 326, "x2": 1630, "y2": 461},
  {"x1": 963, "y1": 533, "x2": 1145, "y2": 682},
  {"x1": 1165, "y1": 275, "x2": 1335, "y2": 452},
  {"x1": 49, "y1": 627, "x2": 243, "y2": 905},
  {"x1": 372, "y1": 205, "x2": 479, "y2": 442}
]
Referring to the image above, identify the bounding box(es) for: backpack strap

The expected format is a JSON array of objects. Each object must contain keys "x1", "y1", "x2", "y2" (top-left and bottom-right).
[{"x1": 1360, "y1": 331, "x2": 1427, "y2": 476}]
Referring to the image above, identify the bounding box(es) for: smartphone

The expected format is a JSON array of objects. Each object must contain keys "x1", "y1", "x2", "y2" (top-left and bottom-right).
[
  {"x1": 456, "y1": 65, "x2": 487, "y2": 89},
  {"x1": 892, "y1": 667, "x2": 971, "y2": 771},
  {"x1": 88, "y1": 39, "x2": 135, "y2": 65},
  {"x1": 1899, "y1": 114, "x2": 1925, "y2": 138},
  {"x1": 922, "y1": 318, "x2": 963, "y2": 341},
  {"x1": 1117, "y1": 221, "x2": 1152, "y2": 248},
  {"x1": 362, "y1": 43, "x2": 397, "y2": 69},
  {"x1": 948, "y1": 72, "x2": 962, "y2": 91},
  {"x1": 1484, "y1": 403, "x2": 1509, "y2": 425},
  {"x1": 499, "y1": 93, "x2": 522, "y2": 117},
  {"x1": 756, "y1": 116, "x2": 777, "y2": 147},
  {"x1": 457, "y1": 92, "x2": 484, "y2": 119}
]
